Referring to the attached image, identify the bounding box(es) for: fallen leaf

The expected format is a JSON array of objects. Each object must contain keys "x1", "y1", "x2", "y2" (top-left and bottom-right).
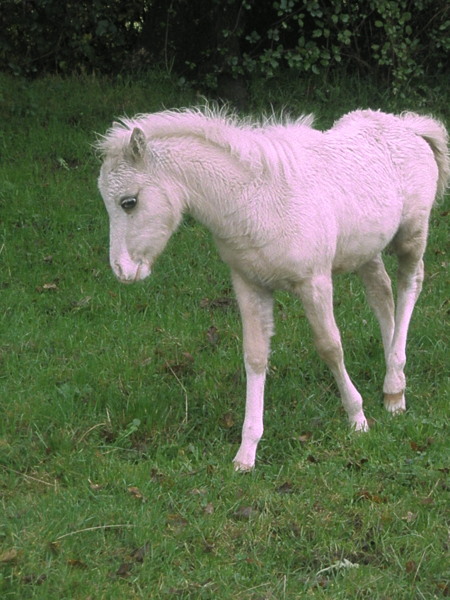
[
  {"x1": 233, "y1": 505, "x2": 257, "y2": 520},
  {"x1": 402, "y1": 511, "x2": 417, "y2": 523},
  {"x1": 316, "y1": 558, "x2": 359, "y2": 575},
  {"x1": 220, "y1": 412, "x2": 235, "y2": 428},
  {"x1": 190, "y1": 487, "x2": 207, "y2": 496},
  {"x1": 200, "y1": 296, "x2": 234, "y2": 310},
  {"x1": 88, "y1": 480, "x2": 103, "y2": 491},
  {"x1": 307, "y1": 454, "x2": 318, "y2": 463},
  {"x1": 150, "y1": 468, "x2": 165, "y2": 482},
  {"x1": 36, "y1": 282, "x2": 59, "y2": 292},
  {"x1": 405, "y1": 560, "x2": 417, "y2": 574},
  {"x1": 206, "y1": 326, "x2": 219, "y2": 345},
  {"x1": 314, "y1": 577, "x2": 330, "y2": 588},
  {"x1": 203, "y1": 541, "x2": 215, "y2": 553},
  {"x1": 116, "y1": 562, "x2": 132, "y2": 577},
  {"x1": 436, "y1": 581, "x2": 450, "y2": 596},
  {"x1": 48, "y1": 541, "x2": 60, "y2": 554},
  {"x1": 67, "y1": 558, "x2": 88, "y2": 569},
  {"x1": 163, "y1": 352, "x2": 194, "y2": 375},
  {"x1": 130, "y1": 542, "x2": 150, "y2": 563},
  {"x1": 0, "y1": 548, "x2": 19, "y2": 563},
  {"x1": 355, "y1": 490, "x2": 387, "y2": 503},
  {"x1": 167, "y1": 514, "x2": 189, "y2": 532},
  {"x1": 277, "y1": 481, "x2": 295, "y2": 494},
  {"x1": 127, "y1": 486, "x2": 147, "y2": 502},
  {"x1": 203, "y1": 503, "x2": 215, "y2": 515},
  {"x1": 71, "y1": 296, "x2": 92, "y2": 311},
  {"x1": 410, "y1": 438, "x2": 434, "y2": 452},
  {"x1": 421, "y1": 497, "x2": 434, "y2": 505},
  {"x1": 22, "y1": 573, "x2": 47, "y2": 585}
]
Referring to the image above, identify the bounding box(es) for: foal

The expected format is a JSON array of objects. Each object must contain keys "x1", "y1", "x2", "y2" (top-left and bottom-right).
[{"x1": 98, "y1": 108, "x2": 449, "y2": 470}]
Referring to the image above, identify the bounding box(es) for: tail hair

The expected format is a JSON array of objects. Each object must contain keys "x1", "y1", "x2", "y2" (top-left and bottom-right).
[{"x1": 401, "y1": 112, "x2": 450, "y2": 199}]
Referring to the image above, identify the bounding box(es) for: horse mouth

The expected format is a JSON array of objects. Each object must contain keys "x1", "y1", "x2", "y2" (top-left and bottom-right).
[
  {"x1": 133, "y1": 261, "x2": 151, "y2": 282},
  {"x1": 113, "y1": 260, "x2": 151, "y2": 283}
]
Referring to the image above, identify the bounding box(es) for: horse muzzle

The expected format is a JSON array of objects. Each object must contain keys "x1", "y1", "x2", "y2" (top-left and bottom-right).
[{"x1": 112, "y1": 259, "x2": 151, "y2": 283}]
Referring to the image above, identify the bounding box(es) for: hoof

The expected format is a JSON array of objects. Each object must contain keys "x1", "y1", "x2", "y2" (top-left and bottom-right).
[
  {"x1": 384, "y1": 392, "x2": 406, "y2": 414},
  {"x1": 350, "y1": 412, "x2": 369, "y2": 432},
  {"x1": 354, "y1": 419, "x2": 369, "y2": 433},
  {"x1": 233, "y1": 460, "x2": 254, "y2": 472}
]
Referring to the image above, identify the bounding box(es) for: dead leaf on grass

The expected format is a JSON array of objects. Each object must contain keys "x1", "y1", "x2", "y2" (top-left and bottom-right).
[
  {"x1": 206, "y1": 325, "x2": 219, "y2": 345},
  {"x1": 167, "y1": 514, "x2": 189, "y2": 532},
  {"x1": 150, "y1": 468, "x2": 165, "y2": 482},
  {"x1": 48, "y1": 541, "x2": 60, "y2": 554},
  {"x1": 405, "y1": 560, "x2": 417, "y2": 574},
  {"x1": 189, "y1": 487, "x2": 207, "y2": 496},
  {"x1": 402, "y1": 511, "x2": 417, "y2": 523},
  {"x1": 71, "y1": 296, "x2": 92, "y2": 311},
  {"x1": 421, "y1": 497, "x2": 434, "y2": 505},
  {"x1": 355, "y1": 489, "x2": 387, "y2": 503},
  {"x1": 436, "y1": 581, "x2": 450, "y2": 596},
  {"x1": 203, "y1": 502, "x2": 215, "y2": 515},
  {"x1": 0, "y1": 548, "x2": 20, "y2": 563},
  {"x1": 116, "y1": 562, "x2": 133, "y2": 578},
  {"x1": 346, "y1": 457, "x2": 369, "y2": 470},
  {"x1": 67, "y1": 558, "x2": 88, "y2": 569},
  {"x1": 130, "y1": 542, "x2": 150, "y2": 563},
  {"x1": 277, "y1": 481, "x2": 295, "y2": 494},
  {"x1": 220, "y1": 412, "x2": 235, "y2": 428},
  {"x1": 233, "y1": 505, "x2": 257, "y2": 520},
  {"x1": 200, "y1": 296, "x2": 235, "y2": 310},
  {"x1": 22, "y1": 573, "x2": 47, "y2": 585},
  {"x1": 307, "y1": 454, "x2": 318, "y2": 463},
  {"x1": 127, "y1": 486, "x2": 147, "y2": 502},
  {"x1": 88, "y1": 480, "x2": 103, "y2": 492},
  {"x1": 163, "y1": 352, "x2": 194, "y2": 375},
  {"x1": 409, "y1": 438, "x2": 434, "y2": 452},
  {"x1": 36, "y1": 282, "x2": 58, "y2": 292}
]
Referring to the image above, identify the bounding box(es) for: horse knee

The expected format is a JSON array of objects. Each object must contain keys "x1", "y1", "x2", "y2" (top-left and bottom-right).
[
  {"x1": 244, "y1": 352, "x2": 268, "y2": 374},
  {"x1": 314, "y1": 336, "x2": 343, "y2": 367}
]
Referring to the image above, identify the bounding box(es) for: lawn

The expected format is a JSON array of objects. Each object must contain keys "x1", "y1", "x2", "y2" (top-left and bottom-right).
[{"x1": 0, "y1": 71, "x2": 449, "y2": 599}]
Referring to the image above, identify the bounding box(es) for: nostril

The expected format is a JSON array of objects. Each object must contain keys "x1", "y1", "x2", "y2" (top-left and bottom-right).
[{"x1": 113, "y1": 261, "x2": 124, "y2": 278}]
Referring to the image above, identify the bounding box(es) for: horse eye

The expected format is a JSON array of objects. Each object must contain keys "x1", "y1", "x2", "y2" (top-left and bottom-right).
[{"x1": 120, "y1": 196, "x2": 137, "y2": 212}]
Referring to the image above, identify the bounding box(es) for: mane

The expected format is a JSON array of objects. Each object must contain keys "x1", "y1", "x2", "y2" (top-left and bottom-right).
[{"x1": 96, "y1": 106, "x2": 315, "y2": 173}]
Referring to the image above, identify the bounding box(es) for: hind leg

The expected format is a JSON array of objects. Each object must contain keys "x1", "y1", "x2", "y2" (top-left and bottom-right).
[
  {"x1": 358, "y1": 255, "x2": 395, "y2": 364},
  {"x1": 384, "y1": 226, "x2": 428, "y2": 413},
  {"x1": 296, "y1": 275, "x2": 368, "y2": 431}
]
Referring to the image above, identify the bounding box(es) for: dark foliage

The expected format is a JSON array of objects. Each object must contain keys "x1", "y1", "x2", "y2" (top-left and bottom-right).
[{"x1": 1, "y1": 0, "x2": 449, "y2": 99}]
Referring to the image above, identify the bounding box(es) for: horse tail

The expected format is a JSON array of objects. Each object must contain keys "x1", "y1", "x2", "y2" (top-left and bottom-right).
[{"x1": 401, "y1": 112, "x2": 450, "y2": 199}]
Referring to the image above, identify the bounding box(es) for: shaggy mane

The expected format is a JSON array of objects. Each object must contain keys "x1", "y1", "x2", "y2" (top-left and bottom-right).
[{"x1": 96, "y1": 106, "x2": 315, "y2": 172}]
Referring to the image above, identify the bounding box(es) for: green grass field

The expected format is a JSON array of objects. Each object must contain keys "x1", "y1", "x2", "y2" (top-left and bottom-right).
[{"x1": 0, "y1": 72, "x2": 449, "y2": 599}]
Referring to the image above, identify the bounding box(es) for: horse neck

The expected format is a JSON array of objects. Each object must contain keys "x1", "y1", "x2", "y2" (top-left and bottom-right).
[{"x1": 162, "y1": 135, "x2": 257, "y2": 237}]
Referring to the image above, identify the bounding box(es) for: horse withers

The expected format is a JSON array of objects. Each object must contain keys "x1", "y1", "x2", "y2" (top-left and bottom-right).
[{"x1": 97, "y1": 107, "x2": 449, "y2": 470}]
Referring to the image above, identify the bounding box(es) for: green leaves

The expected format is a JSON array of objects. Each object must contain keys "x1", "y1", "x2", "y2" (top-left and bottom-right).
[{"x1": 1, "y1": 0, "x2": 448, "y2": 99}]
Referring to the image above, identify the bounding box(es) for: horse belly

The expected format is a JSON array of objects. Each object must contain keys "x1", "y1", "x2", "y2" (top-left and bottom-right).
[{"x1": 333, "y1": 216, "x2": 399, "y2": 273}]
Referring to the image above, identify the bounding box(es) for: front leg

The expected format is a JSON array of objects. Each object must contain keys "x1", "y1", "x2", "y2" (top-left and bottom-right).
[{"x1": 231, "y1": 271, "x2": 274, "y2": 471}]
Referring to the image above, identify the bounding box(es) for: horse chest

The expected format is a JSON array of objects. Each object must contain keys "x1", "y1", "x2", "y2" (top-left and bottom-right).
[{"x1": 215, "y1": 236, "x2": 308, "y2": 290}]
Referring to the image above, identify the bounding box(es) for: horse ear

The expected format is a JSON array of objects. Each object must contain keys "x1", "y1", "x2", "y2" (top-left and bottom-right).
[{"x1": 128, "y1": 127, "x2": 147, "y2": 162}]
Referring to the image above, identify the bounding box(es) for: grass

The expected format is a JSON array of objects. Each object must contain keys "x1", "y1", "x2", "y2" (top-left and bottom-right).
[{"x1": 0, "y1": 71, "x2": 449, "y2": 599}]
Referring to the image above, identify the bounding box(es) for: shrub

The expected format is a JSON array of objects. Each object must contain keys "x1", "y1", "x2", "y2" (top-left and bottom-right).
[{"x1": 1, "y1": 0, "x2": 448, "y2": 98}]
